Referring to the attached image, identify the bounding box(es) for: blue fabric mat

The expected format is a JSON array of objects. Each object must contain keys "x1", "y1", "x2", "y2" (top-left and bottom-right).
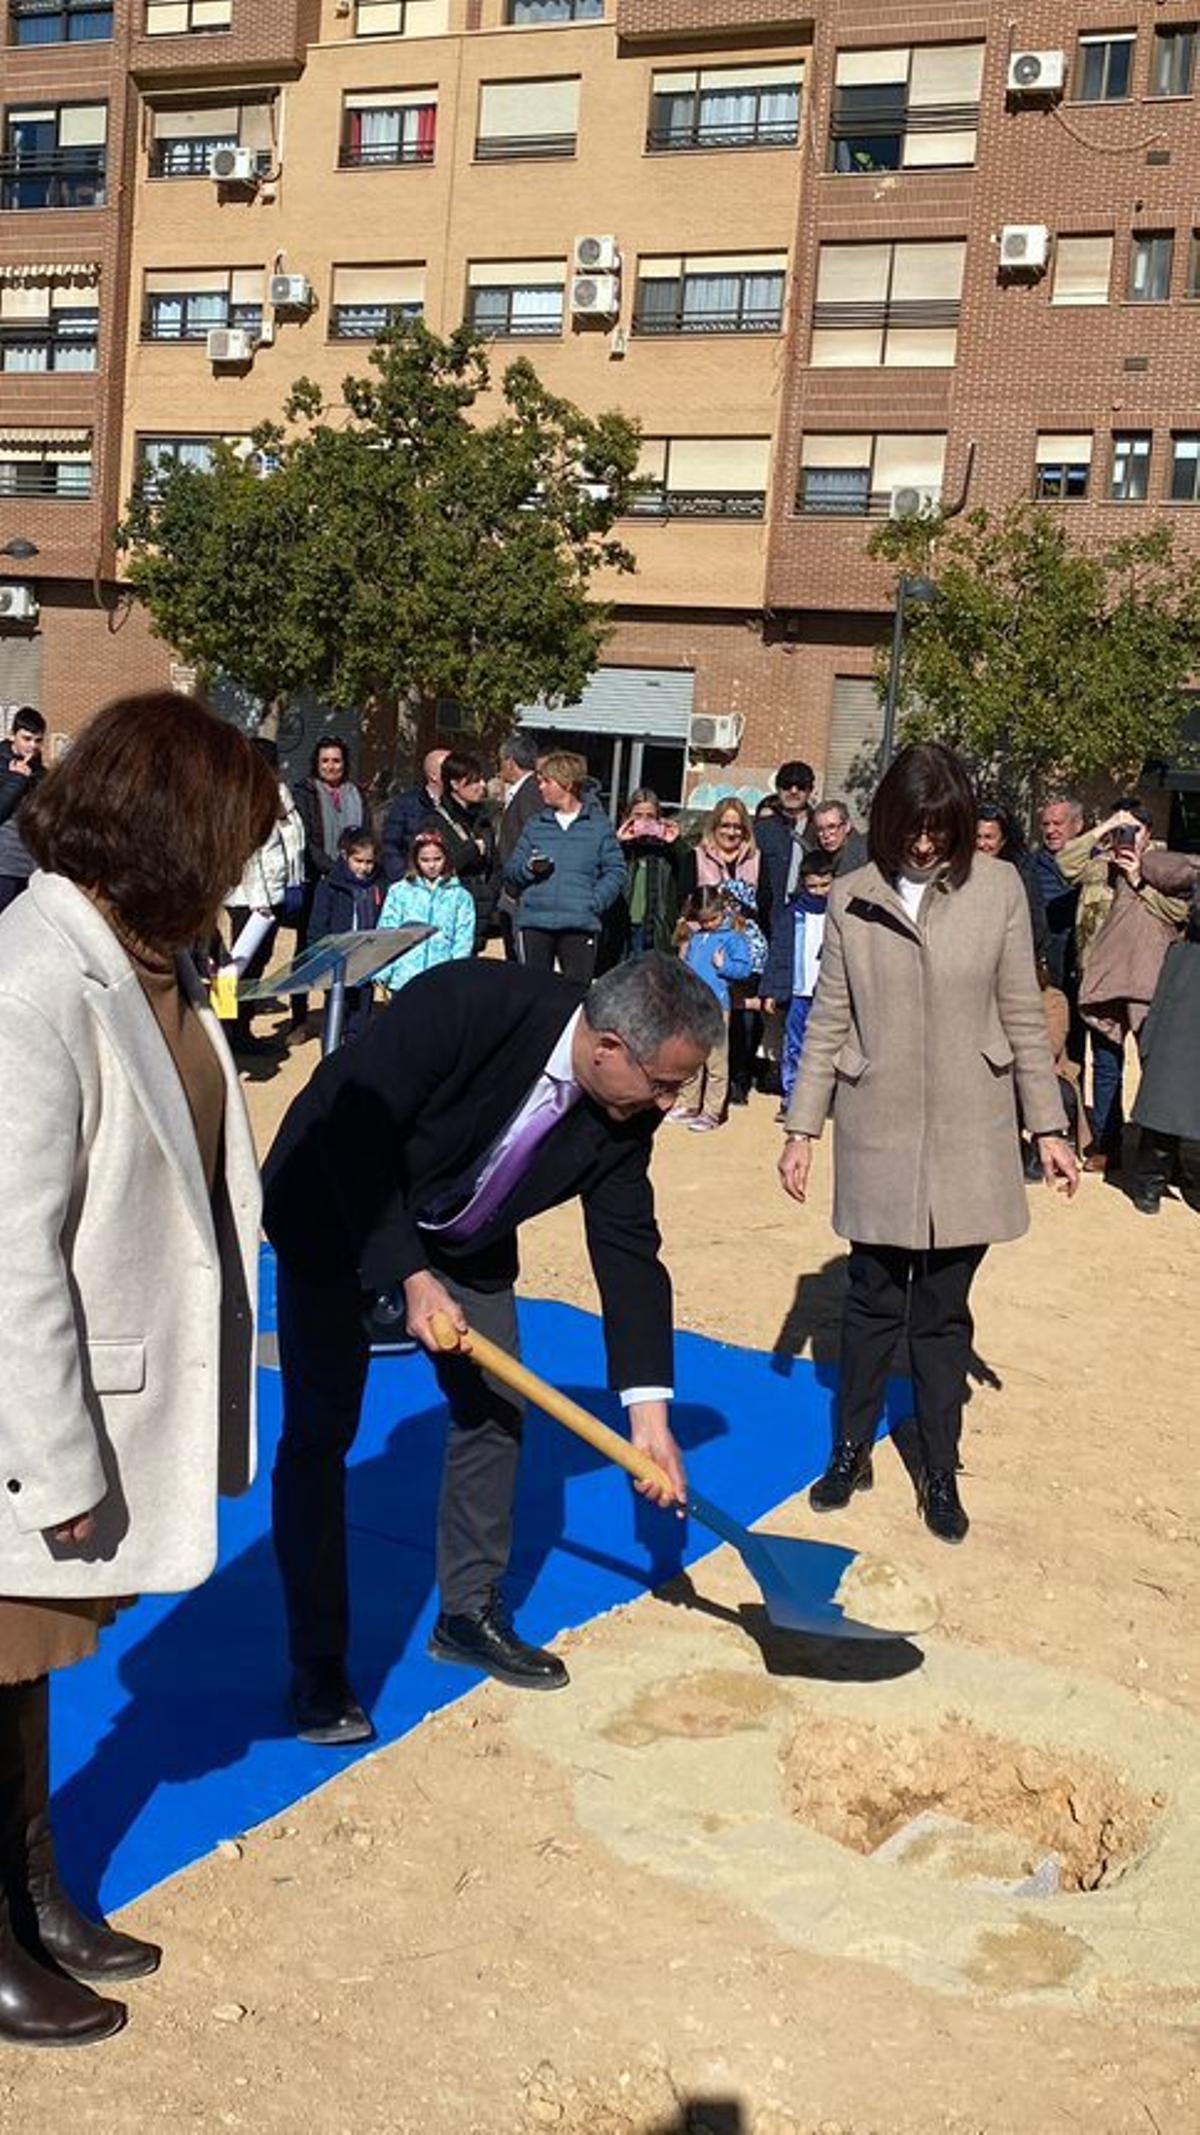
[{"x1": 52, "y1": 1249, "x2": 907, "y2": 1915}]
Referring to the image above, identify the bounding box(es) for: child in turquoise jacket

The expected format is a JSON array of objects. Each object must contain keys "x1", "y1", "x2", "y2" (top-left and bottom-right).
[{"x1": 377, "y1": 829, "x2": 476, "y2": 993}]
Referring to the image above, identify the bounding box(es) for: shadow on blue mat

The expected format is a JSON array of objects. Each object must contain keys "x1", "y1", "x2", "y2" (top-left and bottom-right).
[{"x1": 52, "y1": 1269, "x2": 911, "y2": 1918}]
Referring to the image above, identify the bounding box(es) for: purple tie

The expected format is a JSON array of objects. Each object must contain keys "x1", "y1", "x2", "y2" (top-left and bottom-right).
[{"x1": 420, "y1": 1078, "x2": 580, "y2": 1244}]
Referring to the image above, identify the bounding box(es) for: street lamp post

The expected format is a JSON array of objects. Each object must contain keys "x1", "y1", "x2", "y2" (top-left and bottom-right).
[{"x1": 880, "y1": 572, "x2": 935, "y2": 771}]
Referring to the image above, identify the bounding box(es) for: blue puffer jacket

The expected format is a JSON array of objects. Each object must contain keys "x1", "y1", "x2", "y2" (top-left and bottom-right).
[
  {"x1": 376, "y1": 874, "x2": 477, "y2": 990},
  {"x1": 505, "y1": 799, "x2": 627, "y2": 934}
]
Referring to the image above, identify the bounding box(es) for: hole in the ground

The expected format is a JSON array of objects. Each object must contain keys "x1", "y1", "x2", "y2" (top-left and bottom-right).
[{"x1": 782, "y1": 1714, "x2": 1158, "y2": 1893}]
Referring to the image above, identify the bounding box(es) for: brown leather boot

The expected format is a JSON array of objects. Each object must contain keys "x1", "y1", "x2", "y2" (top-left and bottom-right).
[
  {"x1": 13, "y1": 1679, "x2": 160, "y2": 1986},
  {"x1": 0, "y1": 1685, "x2": 126, "y2": 2047}
]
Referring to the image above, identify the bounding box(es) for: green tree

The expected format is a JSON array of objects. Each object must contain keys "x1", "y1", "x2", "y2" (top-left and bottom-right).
[
  {"x1": 868, "y1": 500, "x2": 1200, "y2": 798},
  {"x1": 117, "y1": 322, "x2": 642, "y2": 748}
]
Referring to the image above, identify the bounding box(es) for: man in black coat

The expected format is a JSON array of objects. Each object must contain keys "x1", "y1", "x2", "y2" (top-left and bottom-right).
[
  {"x1": 494, "y1": 732, "x2": 541, "y2": 959},
  {"x1": 0, "y1": 708, "x2": 45, "y2": 914},
  {"x1": 380, "y1": 746, "x2": 449, "y2": 882},
  {"x1": 755, "y1": 759, "x2": 817, "y2": 924},
  {"x1": 263, "y1": 952, "x2": 722, "y2": 1744}
]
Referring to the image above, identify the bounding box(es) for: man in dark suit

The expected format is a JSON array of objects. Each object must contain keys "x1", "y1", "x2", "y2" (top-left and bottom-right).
[
  {"x1": 380, "y1": 746, "x2": 449, "y2": 882},
  {"x1": 494, "y1": 732, "x2": 541, "y2": 959},
  {"x1": 263, "y1": 952, "x2": 722, "y2": 1744}
]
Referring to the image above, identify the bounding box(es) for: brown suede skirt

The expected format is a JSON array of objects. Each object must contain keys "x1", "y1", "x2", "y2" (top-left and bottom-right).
[{"x1": 0, "y1": 1598, "x2": 125, "y2": 1685}]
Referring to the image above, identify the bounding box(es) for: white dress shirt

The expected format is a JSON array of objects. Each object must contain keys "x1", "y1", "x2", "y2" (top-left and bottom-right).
[{"x1": 421, "y1": 1007, "x2": 671, "y2": 1409}]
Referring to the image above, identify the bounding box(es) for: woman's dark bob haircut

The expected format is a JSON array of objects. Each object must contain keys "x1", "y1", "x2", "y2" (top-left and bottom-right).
[
  {"x1": 24, "y1": 691, "x2": 280, "y2": 950},
  {"x1": 868, "y1": 741, "x2": 977, "y2": 890},
  {"x1": 309, "y1": 733, "x2": 352, "y2": 778}
]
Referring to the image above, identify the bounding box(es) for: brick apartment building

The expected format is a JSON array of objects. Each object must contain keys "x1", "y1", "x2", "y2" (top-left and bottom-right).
[{"x1": 2, "y1": 0, "x2": 1199, "y2": 816}]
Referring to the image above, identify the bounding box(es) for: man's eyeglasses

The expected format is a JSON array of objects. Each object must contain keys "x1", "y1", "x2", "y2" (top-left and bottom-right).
[{"x1": 618, "y1": 1037, "x2": 689, "y2": 1102}]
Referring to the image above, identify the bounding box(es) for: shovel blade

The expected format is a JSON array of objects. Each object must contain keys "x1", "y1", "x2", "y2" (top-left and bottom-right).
[{"x1": 688, "y1": 1491, "x2": 933, "y2": 1643}]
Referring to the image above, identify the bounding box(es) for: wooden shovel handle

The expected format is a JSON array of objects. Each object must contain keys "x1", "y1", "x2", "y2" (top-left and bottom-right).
[{"x1": 429, "y1": 1313, "x2": 675, "y2": 1499}]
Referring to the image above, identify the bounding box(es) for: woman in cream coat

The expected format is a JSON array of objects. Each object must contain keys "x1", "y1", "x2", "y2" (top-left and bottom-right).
[
  {"x1": 0, "y1": 691, "x2": 277, "y2": 2049},
  {"x1": 779, "y1": 744, "x2": 1078, "y2": 1545}
]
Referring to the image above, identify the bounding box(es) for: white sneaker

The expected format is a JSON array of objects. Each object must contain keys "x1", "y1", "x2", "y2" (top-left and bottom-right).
[
  {"x1": 665, "y1": 1106, "x2": 698, "y2": 1124},
  {"x1": 688, "y1": 1113, "x2": 721, "y2": 1132}
]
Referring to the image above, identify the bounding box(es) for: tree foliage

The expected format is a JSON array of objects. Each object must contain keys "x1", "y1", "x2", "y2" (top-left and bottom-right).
[
  {"x1": 117, "y1": 322, "x2": 642, "y2": 741},
  {"x1": 869, "y1": 501, "x2": 1200, "y2": 797}
]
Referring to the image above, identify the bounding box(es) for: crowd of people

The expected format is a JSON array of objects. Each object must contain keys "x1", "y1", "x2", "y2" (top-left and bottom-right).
[{"x1": 0, "y1": 687, "x2": 1196, "y2": 2055}]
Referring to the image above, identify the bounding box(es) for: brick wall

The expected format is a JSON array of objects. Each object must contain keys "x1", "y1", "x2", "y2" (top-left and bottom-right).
[
  {"x1": 129, "y1": 0, "x2": 319, "y2": 78},
  {"x1": 617, "y1": 0, "x2": 811, "y2": 39}
]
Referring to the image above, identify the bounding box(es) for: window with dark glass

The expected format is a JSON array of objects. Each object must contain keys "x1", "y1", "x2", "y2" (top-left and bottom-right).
[
  {"x1": 1128, "y1": 231, "x2": 1173, "y2": 302},
  {"x1": 1, "y1": 103, "x2": 107, "y2": 209},
  {"x1": 1188, "y1": 231, "x2": 1200, "y2": 296},
  {"x1": 466, "y1": 266, "x2": 563, "y2": 339},
  {"x1": 142, "y1": 268, "x2": 264, "y2": 341},
  {"x1": 507, "y1": 0, "x2": 603, "y2": 22},
  {"x1": 1150, "y1": 24, "x2": 1194, "y2": 94},
  {"x1": 10, "y1": 0, "x2": 112, "y2": 42},
  {"x1": 330, "y1": 265, "x2": 424, "y2": 339},
  {"x1": 829, "y1": 44, "x2": 983, "y2": 174},
  {"x1": 1033, "y1": 433, "x2": 1092, "y2": 500},
  {"x1": 1168, "y1": 434, "x2": 1200, "y2": 500},
  {"x1": 340, "y1": 91, "x2": 437, "y2": 167},
  {"x1": 149, "y1": 98, "x2": 275, "y2": 178},
  {"x1": 629, "y1": 438, "x2": 770, "y2": 521},
  {"x1": 797, "y1": 433, "x2": 946, "y2": 515},
  {"x1": 633, "y1": 254, "x2": 785, "y2": 336},
  {"x1": 0, "y1": 431, "x2": 91, "y2": 499},
  {"x1": 475, "y1": 78, "x2": 579, "y2": 160},
  {"x1": 1074, "y1": 32, "x2": 1135, "y2": 102},
  {"x1": 0, "y1": 281, "x2": 99, "y2": 372},
  {"x1": 647, "y1": 64, "x2": 801, "y2": 152},
  {"x1": 1110, "y1": 432, "x2": 1151, "y2": 500}
]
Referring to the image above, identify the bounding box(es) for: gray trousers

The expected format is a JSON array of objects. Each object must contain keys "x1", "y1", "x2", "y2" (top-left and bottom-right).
[{"x1": 272, "y1": 1262, "x2": 525, "y2": 1663}]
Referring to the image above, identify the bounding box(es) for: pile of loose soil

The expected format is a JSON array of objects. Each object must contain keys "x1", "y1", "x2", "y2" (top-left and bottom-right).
[{"x1": 782, "y1": 1714, "x2": 1155, "y2": 1892}]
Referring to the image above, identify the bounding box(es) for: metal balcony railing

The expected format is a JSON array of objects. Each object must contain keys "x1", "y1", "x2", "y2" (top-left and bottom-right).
[
  {"x1": 646, "y1": 118, "x2": 799, "y2": 153},
  {"x1": 474, "y1": 132, "x2": 576, "y2": 162},
  {"x1": 629, "y1": 489, "x2": 765, "y2": 521},
  {"x1": 0, "y1": 149, "x2": 106, "y2": 210},
  {"x1": 0, "y1": 465, "x2": 93, "y2": 499},
  {"x1": 337, "y1": 136, "x2": 435, "y2": 170}
]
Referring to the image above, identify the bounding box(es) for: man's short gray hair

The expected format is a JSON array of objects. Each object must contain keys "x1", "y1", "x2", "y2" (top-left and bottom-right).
[
  {"x1": 584, "y1": 953, "x2": 723, "y2": 1059},
  {"x1": 499, "y1": 732, "x2": 538, "y2": 772},
  {"x1": 1041, "y1": 793, "x2": 1085, "y2": 826},
  {"x1": 814, "y1": 798, "x2": 850, "y2": 826}
]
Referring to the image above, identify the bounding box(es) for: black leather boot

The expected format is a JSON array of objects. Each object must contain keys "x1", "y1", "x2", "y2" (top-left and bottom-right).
[
  {"x1": 918, "y1": 1468, "x2": 970, "y2": 1544},
  {"x1": 0, "y1": 1685, "x2": 126, "y2": 2047},
  {"x1": 289, "y1": 1659, "x2": 375, "y2": 1747},
  {"x1": 429, "y1": 1595, "x2": 568, "y2": 1690},
  {"x1": 808, "y1": 1441, "x2": 874, "y2": 1513},
  {"x1": 1130, "y1": 1132, "x2": 1170, "y2": 1216}
]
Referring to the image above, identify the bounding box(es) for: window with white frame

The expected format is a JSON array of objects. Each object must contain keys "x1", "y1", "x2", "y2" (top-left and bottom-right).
[
  {"x1": 1051, "y1": 234, "x2": 1112, "y2": 306},
  {"x1": 797, "y1": 433, "x2": 946, "y2": 515},
  {"x1": 148, "y1": 97, "x2": 275, "y2": 178},
  {"x1": 0, "y1": 270, "x2": 98, "y2": 373},
  {"x1": 1110, "y1": 432, "x2": 1151, "y2": 500},
  {"x1": 145, "y1": 0, "x2": 233, "y2": 33},
  {"x1": 633, "y1": 253, "x2": 786, "y2": 335},
  {"x1": 1, "y1": 103, "x2": 107, "y2": 210},
  {"x1": 330, "y1": 264, "x2": 424, "y2": 339},
  {"x1": 340, "y1": 89, "x2": 437, "y2": 167},
  {"x1": 1074, "y1": 31, "x2": 1135, "y2": 102},
  {"x1": 647, "y1": 63, "x2": 801, "y2": 152},
  {"x1": 1170, "y1": 434, "x2": 1200, "y2": 501},
  {"x1": 829, "y1": 44, "x2": 983, "y2": 173},
  {"x1": 1033, "y1": 432, "x2": 1092, "y2": 499},
  {"x1": 475, "y1": 78, "x2": 579, "y2": 160},
  {"x1": 142, "y1": 267, "x2": 264, "y2": 341},
  {"x1": 466, "y1": 260, "x2": 564, "y2": 339},
  {"x1": 810, "y1": 240, "x2": 963, "y2": 366},
  {"x1": 0, "y1": 427, "x2": 91, "y2": 498},
  {"x1": 629, "y1": 437, "x2": 771, "y2": 520},
  {"x1": 355, "y1": 0, "x2": 450, "y2": 34}
]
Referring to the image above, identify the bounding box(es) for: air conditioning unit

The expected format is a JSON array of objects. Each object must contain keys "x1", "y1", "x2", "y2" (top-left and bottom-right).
[
  {"x1": 571, "y1": 274, "x2": 620, "y2": 319},
  {"x1": 889, "y1": 486, "x2": 941, "y2": 521},
  {"x1": 574, "y1": 235, "x2": 620, "y2": 274},
  {"x1": 269, "y1": 273, "x2": 312, "y2": 311},
  {"x1": 211, "y1": 145, "x2": 257, "y2": 185},
  {"x1": 207, "y1": 327, "x2": 254, "y2": 364},
  {"x1": 1007, "y1": 49, "x2": 1066, "y2": 96},
  {"x1": 689, "y1": 712, "x2": 744, "y2": 753},
  {"x1": 998, "y1": 223, "x2": 1051, "y2": 272},
  {"x1": 0, "y1": 584, "x2": 37, "y2": 624}
]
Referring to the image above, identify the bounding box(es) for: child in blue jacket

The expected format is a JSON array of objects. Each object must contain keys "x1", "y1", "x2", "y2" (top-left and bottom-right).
[
  {"x1": 670, "y1": 887, "x2": 756, "y2": 1131},
  {"x1": 762, "y1": 847, "x2": 834, "y2": 1113},
  {"x1": 309, "y1": 825, "x2": 387, "y2": 1040},
  {"x1": 377, "y1": 829, "x2": 476, "y2": 992}
]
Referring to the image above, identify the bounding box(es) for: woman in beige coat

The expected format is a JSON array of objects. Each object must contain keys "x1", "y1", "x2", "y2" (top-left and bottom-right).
[
  {"x1": 779, "y1": 744, "x2": 1077, "y2": 1543},
  {"x1": 0, "y1": 692, "x2": 277, "y2": 2049}
]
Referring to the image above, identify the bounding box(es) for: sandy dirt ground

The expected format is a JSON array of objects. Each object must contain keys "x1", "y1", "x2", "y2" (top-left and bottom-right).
[{"x1": 6, "y1": 1016, "x2": 1198, "y2": 2135}]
